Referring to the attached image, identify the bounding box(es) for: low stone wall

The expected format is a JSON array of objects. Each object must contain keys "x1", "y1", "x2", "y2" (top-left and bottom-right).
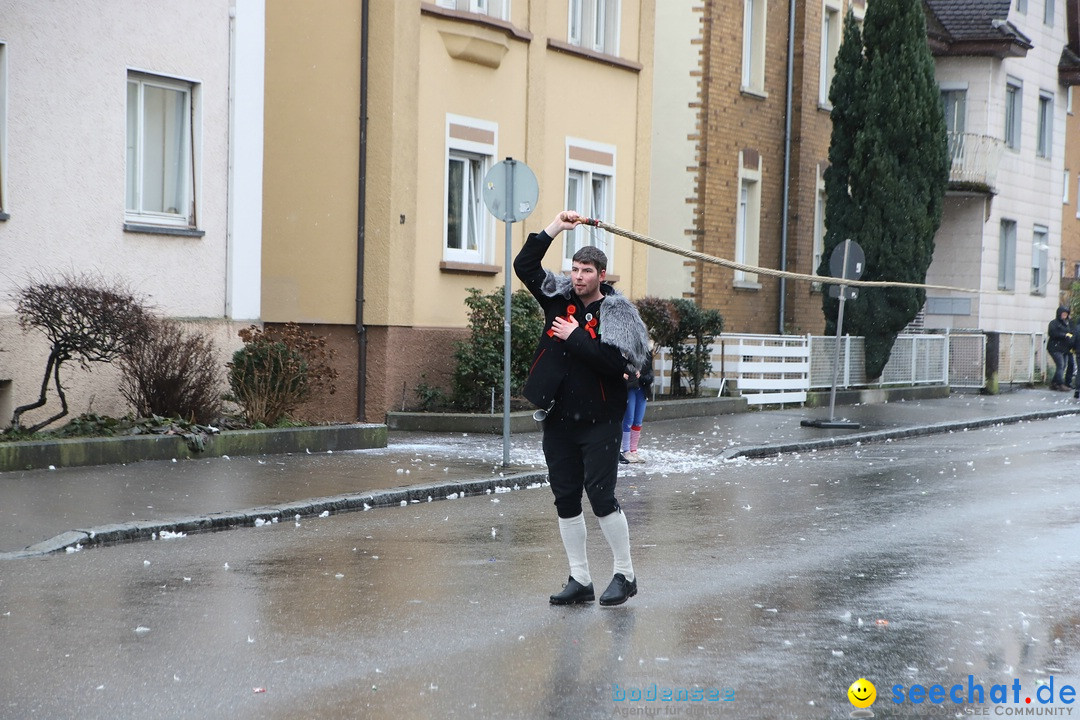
[
  {"x1": 804, "y1": 384, "x2": 950, "y2": 407},
  {"x1": 0, "y1": 423, "x2": 388, "y2": 473},
  {"x1": 386, "y1": 396, "x2": 749, "y2": 433}
]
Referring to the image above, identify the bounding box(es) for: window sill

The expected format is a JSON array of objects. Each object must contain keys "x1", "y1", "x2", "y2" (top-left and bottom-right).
[
  {"x1": 546, "y1": 39, "x2": 642, "y2": 73},
  {"x1": 420, "y1": 3, "x2": 532, "y2": 42},
  {"x1": 124, "y1": 223, "x2": 206, "y2": 238},
  {"x1": 440, "y1": 260, "x2": 501, "y2": 275},
  {"x1": 733, "y1": 280, "x2": 763, "y2": 291},
  {"x1": 740, "y1": 86, "x2": 768, "y2": 100}
]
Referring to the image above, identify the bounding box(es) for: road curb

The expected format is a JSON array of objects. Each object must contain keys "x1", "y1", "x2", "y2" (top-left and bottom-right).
[
  {"x1": 0, "y1": 470, "x2": 551, "y2": 559},
  {"x1": 722, "y1": 408, "x2": 1080, "y2": 459}
]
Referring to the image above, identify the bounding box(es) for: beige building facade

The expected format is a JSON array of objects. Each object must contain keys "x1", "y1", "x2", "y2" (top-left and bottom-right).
[{"x1": 263, "y1": 0, "x2": 655, "y2": 422}]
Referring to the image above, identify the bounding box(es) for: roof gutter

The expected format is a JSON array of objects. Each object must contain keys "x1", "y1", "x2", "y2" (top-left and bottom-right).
[{"x1": 779, "y1": 0, "x2": 795, "y2": 334}]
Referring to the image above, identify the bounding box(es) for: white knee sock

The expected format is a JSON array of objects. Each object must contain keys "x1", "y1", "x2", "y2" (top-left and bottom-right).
[
  {"x1": 597, "y1": 510, "x2": 634, "y2": 582},
  {"x1": 558, "y1": 513, "x2": 591, "y2": 586},
  {"x1": 621, "y1": 430, "x2": 631, "y2": 452}
]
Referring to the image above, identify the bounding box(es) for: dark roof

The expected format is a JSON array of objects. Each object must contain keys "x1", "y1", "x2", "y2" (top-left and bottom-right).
[
  {"x1": 923, "y1": 0, "x2": 1033, "y2": 55},
  {"x1": 924, "y1": 0, "x2": 1013, "y2": 40}
]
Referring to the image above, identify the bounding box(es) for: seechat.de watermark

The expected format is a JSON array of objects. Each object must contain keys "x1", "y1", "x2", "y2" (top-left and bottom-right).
[{"x1": 847, "y1": 675, "x2": 1078, "y2": 717}]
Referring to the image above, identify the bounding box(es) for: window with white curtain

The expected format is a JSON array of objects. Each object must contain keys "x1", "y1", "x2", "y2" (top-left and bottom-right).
[
  {"x1": 564, "y1": 139, "x2": 616, "y2": 270},
  {"x1": 1005, "y1": 77, "x2": 1022, "y2": 150},
  {"x1": 1031, "y1": 225, "x2": 1049, "y2": 295},
  {"x1": 998, "y1": 219, "x2": 1016, "y2": 291},
  {"x1": 567, "y1": 0, "x2": 619, "y2": 55},
  {"x1": 735, "y1": 151, "x2": 762, "y2": 285},
  {"x1": 126, "y1": 72, "x2": 196, "y2": 227},
  {"x1": 742, "y1": 0, "x2": 767, "y2": 93},
  {"x1": 1037, "y1": 91, "x2": 1053, "y2": 158},
  {"x1": 435, "y1": 0, "x2": 510, "y2": 21},
  {"x1": 444, "y1": 114, "x2": 496, "y2": 264},
  {"x1": 0, "y1": 43, "x2": 7, "y2": 218},
  {"x1": 812, "y1": 168, "x2": 826, "y2": 280},
  {"x1": 819, "y1": 1, "x2": 841, "y2": 106}
]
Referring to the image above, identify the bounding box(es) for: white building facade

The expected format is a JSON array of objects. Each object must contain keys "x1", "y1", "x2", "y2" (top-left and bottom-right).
[
  {"x1": 0, "y1": 0, "x2": 264, "y2": 428},
  {"x1": 923, "y1": 0, "x2": 1075, "y2": 334}
]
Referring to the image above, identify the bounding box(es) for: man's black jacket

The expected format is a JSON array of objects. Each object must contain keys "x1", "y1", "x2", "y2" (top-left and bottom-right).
[{"x1": 514, "y1": 230, "x2": 649, "y2": 424}]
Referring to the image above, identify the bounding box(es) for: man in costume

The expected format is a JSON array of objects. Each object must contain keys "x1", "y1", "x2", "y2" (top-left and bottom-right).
[{"x1": 514, "y1": 210, "x2": 651, "y2": 606}]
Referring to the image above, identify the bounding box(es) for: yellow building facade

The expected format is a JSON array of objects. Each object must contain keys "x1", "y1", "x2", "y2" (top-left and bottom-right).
[{"x1": 263, "y1": 0, "x2": 655, "y2": 421}]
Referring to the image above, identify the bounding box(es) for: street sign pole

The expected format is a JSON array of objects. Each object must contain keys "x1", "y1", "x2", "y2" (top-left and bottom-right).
[
  {"x1": 826, "y1": 241, "x2": 850, "y2": 424},
  {"x1": 802, "y1": 239, "x2": 863, "y2": 430},
  {"x1": 482, "y1": 158, "x2": 538, "y2": 467},
  {"x1": 502, "y1": 162, "x2": 515, "y2": 467}
]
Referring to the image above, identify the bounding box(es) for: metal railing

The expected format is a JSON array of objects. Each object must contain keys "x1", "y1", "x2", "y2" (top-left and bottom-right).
[
  {"x1": 653, "y1": 330, "x2": 1044, "y2": 404},
  {"x1": 946, "y1": 132, "x2": 1005, "y2": 190}
]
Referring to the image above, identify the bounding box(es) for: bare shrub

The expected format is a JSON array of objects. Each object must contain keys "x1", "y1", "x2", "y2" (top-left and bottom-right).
[
  {"x1": 227, "y1": 323, "x2": 337, "y2": 426},
  {"x1": 12, "y1": 273, "x2": 152, "y2": 432},
  {"x1": 119, "y1": 319, "x2": 223, "y2": 423}
]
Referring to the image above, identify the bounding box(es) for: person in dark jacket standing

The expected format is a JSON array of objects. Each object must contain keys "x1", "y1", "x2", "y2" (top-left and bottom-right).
[
  {"x1": 514, "y1": 210, "x2": 650, "y2": 607},
  {"x1": 1047, "y1": 305, "x2": 1074, "y2": 391}
]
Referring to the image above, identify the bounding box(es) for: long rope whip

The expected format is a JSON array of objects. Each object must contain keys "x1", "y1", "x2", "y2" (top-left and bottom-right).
[{"x1": 579, "y1": 217, "x2": 989, "y2": 295}]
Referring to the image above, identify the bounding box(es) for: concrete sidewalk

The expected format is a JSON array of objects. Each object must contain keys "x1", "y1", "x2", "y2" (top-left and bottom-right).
[{"x1": 2, "y1": 387, "x2": 1077, "y2": 559}]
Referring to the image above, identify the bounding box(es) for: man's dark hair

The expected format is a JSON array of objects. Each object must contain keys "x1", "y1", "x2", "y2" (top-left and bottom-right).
[{"x1": 572, "y1": 245, "x2": 607, "y2": 273}]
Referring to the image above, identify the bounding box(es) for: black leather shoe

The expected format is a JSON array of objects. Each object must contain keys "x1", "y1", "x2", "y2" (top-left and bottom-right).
[
  {"x1": 599, "y1": 573, "x2": 638, "y2": 606},
  {"x1": 549, "y1": 576, "x2": 595, "y2": 605}
]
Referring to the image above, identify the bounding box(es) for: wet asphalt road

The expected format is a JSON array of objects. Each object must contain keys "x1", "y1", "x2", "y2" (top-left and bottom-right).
[{"x1": 3, "y1": 417, "x2": 1080, "y2": 719}]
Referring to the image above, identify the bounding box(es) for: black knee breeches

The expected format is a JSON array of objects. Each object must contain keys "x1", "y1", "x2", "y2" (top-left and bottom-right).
[{"x1": 542, "y1": 419, "x2": 622, "y2": 519}]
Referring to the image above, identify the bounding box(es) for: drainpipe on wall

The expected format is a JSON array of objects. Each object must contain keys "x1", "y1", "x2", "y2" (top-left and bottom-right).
[
  {"x1": 779, "y1": 0, "x2": 796, "y2": 335},
  {"x1": 356, "y1": 0, "x2": 370, "y2": 421}
]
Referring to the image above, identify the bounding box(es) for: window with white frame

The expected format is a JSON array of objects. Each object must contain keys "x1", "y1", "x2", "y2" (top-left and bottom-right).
[
  {"x1": 0, "y1": 42, "x2": 7, "y2": 218},
  {"x1": 735, "y1": 152, "x2": 762, "y2": 285},
  {"x1": 444, "y1": 115, "x2": 496, "y2": 264},
  {"x1": 1037, "y1": 91, "x2": 1053, "y2": 158},
  {"x1": 941, "y1": 88, "x2": 966, "y2": 163},
  {"x1": 1044, "y1": 0, "x2": 1054, "y2": 25},
  {"x1": 126, "y1": 72, "x2": 197, "y2": 227},
  {"x1": 1031, "y1": 225, "x2": 1049, "y2": 294},
  {"x1": 1005, "y1": 77, "x2": 1022, "y2": 150},
  {"x1": 1076, "y1": 173, "x2": 1080, "y2": 217},
  {"x1": 812, "y1": 167, "x2": 826, "y2": 278},
  {"x1": 742, "y1": 0, "x2": 767, "y2": 94},
  {"x1": 563, "y1": 139, "x2": 615, "y2": 270},
  {"x1": 1016, "y1": 0, "x2": 1027, "y2": 13},
  {"x1": 435, "y1": 0, "x2": 510, "y2": 21},
  {"x1": 568, "y1": 0, "x2": 620, "y2": 55},
  {"x1": 819, "y1": 0, "x2": 841, "y2": 106},
  {"x1": 1065, "y1": 169, "x2": 1070, "y2": 204},
  {"x1": 998, "y1": 219, "x2": 1016, "y2": 291}
]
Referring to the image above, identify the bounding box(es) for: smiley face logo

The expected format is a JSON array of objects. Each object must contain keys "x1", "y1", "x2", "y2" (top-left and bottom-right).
[{"x1": 847, "y1": 678, "x2": 876, "y2": 708}]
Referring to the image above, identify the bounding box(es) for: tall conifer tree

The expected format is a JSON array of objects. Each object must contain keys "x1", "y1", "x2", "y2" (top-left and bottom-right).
[
  {"x1": 820, "y1": 11, "x2": 864, "y2": 323},
  {"x1": 820, "y1": 0, "x2": 950, "y2": 378}
]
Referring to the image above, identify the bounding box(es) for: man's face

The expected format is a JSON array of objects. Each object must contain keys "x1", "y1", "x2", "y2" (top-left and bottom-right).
[{"x1": 571, "y1": 260, "x2": 605, "y2": 299}]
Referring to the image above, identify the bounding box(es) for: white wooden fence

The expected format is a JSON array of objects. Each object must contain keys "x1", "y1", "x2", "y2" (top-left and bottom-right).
[{"x1": 654, "y1": 331, "x2": 1041, "y2": 405}]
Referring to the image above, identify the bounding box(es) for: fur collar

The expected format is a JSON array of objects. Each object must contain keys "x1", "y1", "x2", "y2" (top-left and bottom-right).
[{"x1": 539, "y1": 270, "x2": 650, "y2": 369}]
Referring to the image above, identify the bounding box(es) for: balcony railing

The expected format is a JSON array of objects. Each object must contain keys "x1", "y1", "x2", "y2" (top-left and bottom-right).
[{"x1": 946, "y1": 132, "x2": 1005, "y2": 192}]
